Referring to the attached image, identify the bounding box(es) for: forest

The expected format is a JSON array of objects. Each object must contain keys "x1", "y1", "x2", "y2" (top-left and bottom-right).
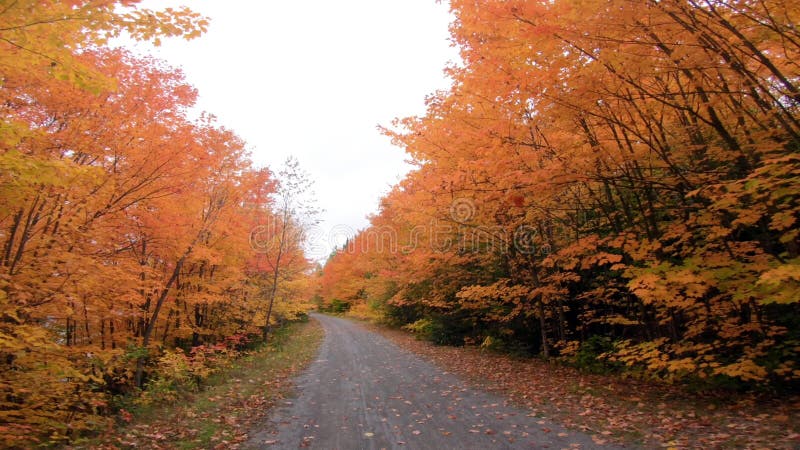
[
  {"x1": 0, "y1": 1, "x2": 313, "y2": 445},
  {"x1": 318, "y1": 0, "x2": 800, "y2": 390},
  {"x1": 1, "y1": 0, "x2": 799, "y2": 447}
]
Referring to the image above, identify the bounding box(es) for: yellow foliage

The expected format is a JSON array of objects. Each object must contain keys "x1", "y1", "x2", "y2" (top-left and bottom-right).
[
  {"x1": 757, "y1": 261, "x2": 800, "y2": 304},
  {"x1": 713, "y1": 360, "x2": 769, "y2": 383}
]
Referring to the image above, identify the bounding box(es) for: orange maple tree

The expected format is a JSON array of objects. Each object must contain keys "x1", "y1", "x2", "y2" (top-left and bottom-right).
[
  {"x1": 319, "y1": 0, "x2": 800, "y2": 388},
  {"x1": 0, "y1": 3, "x2": 313, "y2": 445}
]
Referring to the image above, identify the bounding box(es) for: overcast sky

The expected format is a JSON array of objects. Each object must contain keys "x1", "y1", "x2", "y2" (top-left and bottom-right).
[{"x1": 124, "y1": 1, "x2": 457, "y2": 260}]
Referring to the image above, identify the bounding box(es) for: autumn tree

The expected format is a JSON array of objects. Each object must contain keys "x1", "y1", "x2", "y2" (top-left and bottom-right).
[
  {"x1": 321, "y1": 0, "x2": 800, "y2": 387},
  {"x1": 0, "y1": 3, "x2": 314, "y2": 444},
  {"x1": 251, "y1": 157, "x2": 318, "y2": 341}
]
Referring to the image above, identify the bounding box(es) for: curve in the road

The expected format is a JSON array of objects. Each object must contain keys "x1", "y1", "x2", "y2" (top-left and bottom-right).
[{"x1": 245, "y1": 313, "x2": 619, "y2": 450}]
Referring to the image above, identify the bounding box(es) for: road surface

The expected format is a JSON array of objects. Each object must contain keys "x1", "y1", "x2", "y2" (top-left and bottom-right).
[{"x1": 245, "y1": 313, "x2": 617, "y2": 449}]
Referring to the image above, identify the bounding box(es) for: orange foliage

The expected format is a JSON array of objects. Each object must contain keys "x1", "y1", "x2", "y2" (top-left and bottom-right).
[
  {"x1": 319, "y1": 0, "x2": 800, "y2": 387},
  {"x1": 0, "y1": 3, "x2": 312, "y2": 445}
]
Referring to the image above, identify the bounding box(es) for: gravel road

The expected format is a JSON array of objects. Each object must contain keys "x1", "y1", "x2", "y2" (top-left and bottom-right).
[{"x1": 245, "y1": 313, "x2": 618, "y2": 449}]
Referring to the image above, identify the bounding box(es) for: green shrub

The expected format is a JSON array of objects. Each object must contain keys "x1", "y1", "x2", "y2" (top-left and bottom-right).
[
  {"x1": 328, "y1": 299, "x2": 351, "y2": 313},
  {"x1": 403, "y1": 318, "x2": 434, "y2": 336},
  {"x1": 402, "y1": 315, "x2": 468, "y2": 346},
  {"x1": 137, "y1": 349, "x2": 194, "y2": 405},
  {"x1": 574, "y1": 335, "x2": 620, "y2": 374}
]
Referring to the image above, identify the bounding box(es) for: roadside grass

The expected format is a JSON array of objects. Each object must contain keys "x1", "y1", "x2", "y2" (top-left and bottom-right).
[{"x1": 85, "y1": 319, "x2": 323, "y2": 449}]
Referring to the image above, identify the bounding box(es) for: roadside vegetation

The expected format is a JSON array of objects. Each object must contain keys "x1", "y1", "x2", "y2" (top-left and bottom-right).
[
  {"x1": 317, "y1": 0, "x2": 800, "y2": 395},
  {"x1": 88, "y1": 319, "x2": 323, "y2": 450}
]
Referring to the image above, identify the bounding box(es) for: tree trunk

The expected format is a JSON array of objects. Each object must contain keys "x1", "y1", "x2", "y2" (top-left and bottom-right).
[
  {"x1": 263, "y1": 209, "x2": 288, "y2": 342},
  {"x1": 134, "y1": 247, "x2": 191, "y2": 388},
  {"x1": 538, "y1": 300, "x2": 550, "y2": 358}
]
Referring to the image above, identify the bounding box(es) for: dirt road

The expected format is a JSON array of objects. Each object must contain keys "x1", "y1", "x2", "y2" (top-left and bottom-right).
[{"x1": 245, "y1": 314, "x2": 617, "y2": 449}]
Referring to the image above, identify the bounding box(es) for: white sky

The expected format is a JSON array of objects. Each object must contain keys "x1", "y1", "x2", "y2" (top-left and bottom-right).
[{"x1": 124, "y1": 1, "x2": 457, "y2": 260}]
